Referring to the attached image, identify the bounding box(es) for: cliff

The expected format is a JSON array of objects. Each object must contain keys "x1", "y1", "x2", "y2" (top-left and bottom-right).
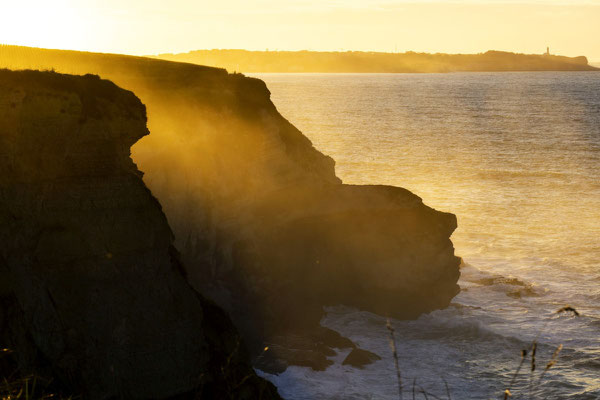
[
  {"x1": 0, "y1": 69, "x2": 280, "y2": 399},
  {"x1": 0, "y1": 46, "x2": 461, "y2": 372},
  {"x1": 151, "y1": 49, "x2": 600, "y2": 73}
]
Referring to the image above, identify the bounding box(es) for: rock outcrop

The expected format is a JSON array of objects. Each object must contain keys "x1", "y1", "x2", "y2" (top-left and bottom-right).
[
  {"x1": 0, "y1": 46, "x2": 461, "y2": 372},
  {"x1": 0, "y1": 69, "x2": 280, "y2": 399},
  {"x1": 342, "y1": 348, "x2": 382, "y2": 369}
]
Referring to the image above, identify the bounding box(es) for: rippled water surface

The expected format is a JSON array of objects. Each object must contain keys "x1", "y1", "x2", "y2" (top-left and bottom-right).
[{"x1": 251, "y1": 72, "x2": 600, "y2": 399}]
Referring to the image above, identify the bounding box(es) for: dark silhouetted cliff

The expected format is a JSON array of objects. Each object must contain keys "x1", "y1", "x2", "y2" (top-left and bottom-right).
[
  {"x1": 151, "y1": 49, "x2": 600, "y2": 73},
  {"x1": 0, "y1": 45, "x2": 461, "y2": 372},
  {"x1": 0, "y1": 69, "x2": 280, "y2": 399}
]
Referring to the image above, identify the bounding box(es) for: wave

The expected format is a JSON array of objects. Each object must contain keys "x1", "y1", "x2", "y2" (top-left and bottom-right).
[{"x1": 460, "y1": 262, "x2": 546, "y2": 299}]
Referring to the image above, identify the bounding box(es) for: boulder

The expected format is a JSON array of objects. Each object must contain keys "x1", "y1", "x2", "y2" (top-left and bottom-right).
[{"x1": 342, "y1": 348, "x2": 382, "y2": 369}]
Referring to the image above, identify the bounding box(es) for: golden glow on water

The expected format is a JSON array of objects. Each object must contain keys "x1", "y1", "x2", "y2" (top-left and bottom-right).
[
  {"x1": 1, "y1": 1, "x2": 600, "y2": 60},
  {"x1": 255, "y1": 72, "x2": 600, "y2": 273},
  {"x1": 254, "y1": 72, "x2": 600, "y2": 398},
  {"x1": 1, "y1": 45, "x2": 598, "y2": 398}
]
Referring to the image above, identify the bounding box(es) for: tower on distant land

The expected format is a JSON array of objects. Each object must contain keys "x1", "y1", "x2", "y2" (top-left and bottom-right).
[{"x1": 546, "y1": 47, "x2": 550, "y2": 55}]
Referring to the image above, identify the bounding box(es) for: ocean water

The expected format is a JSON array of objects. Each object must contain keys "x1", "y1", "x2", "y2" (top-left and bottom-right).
[{"x1": 251, "y1": 72, "x2": 600, "y2": 399}]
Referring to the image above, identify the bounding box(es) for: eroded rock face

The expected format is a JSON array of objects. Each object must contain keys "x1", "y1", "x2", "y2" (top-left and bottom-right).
[
  {"x1": 247, "y1": 184, "x2": 460, "y2": 322},
  {"x1": 0, "y1": 70, "x2": 280, "y2": 399},
  {"x1": 0, "y1": 47, "x2": 461, "y2": 372}
]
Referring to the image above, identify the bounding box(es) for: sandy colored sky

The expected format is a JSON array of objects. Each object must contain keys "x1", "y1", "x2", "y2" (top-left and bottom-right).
[{"x1": 1, "y1": 0, "x2": 599, "y2": 61}]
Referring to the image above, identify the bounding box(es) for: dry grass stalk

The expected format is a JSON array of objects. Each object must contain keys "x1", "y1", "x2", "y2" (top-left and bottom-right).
[
  {"x1": 529, "y1": 341, "x2": 537, "y2": 398},
  {"x1": 386, "y1": 319, "x2": 403, "y2": 400},
  {"x1": 419, "y1": 385, "x2": 430, "y2": 400},
  {"x1": 536, "y1": 344, "x2": 563, "y2": 386},
  {"x1": 503, "y1": 305, "x2": 580, "y2": 399},
  {"x1": 443, "y1": 377, "x2": 451, "y2": 400}
]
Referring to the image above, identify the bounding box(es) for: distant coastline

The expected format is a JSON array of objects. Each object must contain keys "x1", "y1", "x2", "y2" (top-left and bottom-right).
[{"x1": 152, "y1": 50, "x2": 600, "y2": 73}]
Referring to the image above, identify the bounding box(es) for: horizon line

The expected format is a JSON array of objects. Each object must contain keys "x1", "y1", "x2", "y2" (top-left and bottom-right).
[{"x1": 2, "y1": 43, "x2": 598, "y2": 63}]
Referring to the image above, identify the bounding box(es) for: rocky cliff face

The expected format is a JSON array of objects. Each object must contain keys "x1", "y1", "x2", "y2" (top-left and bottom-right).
[
  {"x1": 0, "y1": 46, "x2": 461, "y2": 371},
  {"x1": 0, "y1": 69, "x2": 280, "y2": 399}
]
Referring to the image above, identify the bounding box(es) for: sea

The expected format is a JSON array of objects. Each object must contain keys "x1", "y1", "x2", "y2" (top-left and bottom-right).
[{"x1": 250, "y1": 72, "x2": 600, "y2": 400}]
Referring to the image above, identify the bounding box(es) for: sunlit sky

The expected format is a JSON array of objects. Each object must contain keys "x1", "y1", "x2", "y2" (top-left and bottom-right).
[{"x1": 1, "y1": 0, "x2": 599, "y2": 61}]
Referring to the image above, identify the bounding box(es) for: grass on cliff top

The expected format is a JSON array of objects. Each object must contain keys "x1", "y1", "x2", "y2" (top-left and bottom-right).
[{"x1": 0, "y1": 68, "x2": 145, "y2": 121}]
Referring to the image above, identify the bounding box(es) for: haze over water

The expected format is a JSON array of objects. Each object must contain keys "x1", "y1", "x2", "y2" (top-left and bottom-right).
[{"x1": 253, "y1": 72, "x2": 600, "y2": 399}]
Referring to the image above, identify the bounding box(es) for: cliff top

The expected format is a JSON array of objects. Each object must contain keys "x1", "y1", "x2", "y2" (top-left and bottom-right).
[{"x1": 0, "y1": 69, "x2": 146, "y2": 120}]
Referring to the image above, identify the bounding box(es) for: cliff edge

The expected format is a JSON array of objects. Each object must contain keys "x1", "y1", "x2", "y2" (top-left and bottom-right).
[
  {"x1": 0, "y1": 69, "x2": 280, "y2": 399},
  {"x1": 0, "y1": 46, "x2": 461, "y2": 372}
]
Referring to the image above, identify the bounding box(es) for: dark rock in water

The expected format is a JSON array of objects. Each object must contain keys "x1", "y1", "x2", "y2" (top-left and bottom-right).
[
  {"x1": 475, "y1": 274, "x2": 541, "y2": 298},
  {"x1": 316, "y1": 326, "x2": 355, "y2": 349},
  {"x1": 0, "y1": 70, "x2": 280, "y2": 399},
  {"x1": 259, "y1": 343, "x2": 334, "y2": 374},
  {"x1": 256, "y1": 327, "x2": 354, "y2": 374},
  {"x1": 342, "y1": 348, "x2": 382, "y2": 369},
  {"x1": 0, "y1": 46, "x2": 462, "y2": 372}
]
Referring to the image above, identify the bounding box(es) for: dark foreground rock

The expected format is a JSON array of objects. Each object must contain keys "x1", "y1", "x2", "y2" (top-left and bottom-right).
[
  {"x1": 0, "y1": 70, "x2": 280, "y2": 399},
  {"x1": 0, "y1": 46, "x2": 461, "y2": 373}
]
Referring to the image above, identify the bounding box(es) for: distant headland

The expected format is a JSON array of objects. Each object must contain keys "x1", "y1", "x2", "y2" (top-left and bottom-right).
[{"x1": 152, "y1": 49, "x2": 599, "y2": 73}]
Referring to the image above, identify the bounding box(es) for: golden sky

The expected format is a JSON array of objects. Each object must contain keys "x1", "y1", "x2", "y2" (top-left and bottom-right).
[{"x1": 2, "y1": 0, "x2": 599, "y2": 61}]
